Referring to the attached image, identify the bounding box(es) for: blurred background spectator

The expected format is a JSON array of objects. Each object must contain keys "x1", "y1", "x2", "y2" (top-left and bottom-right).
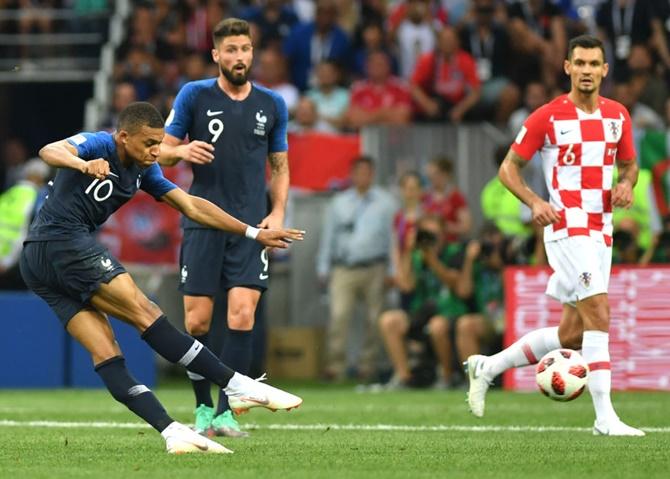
[
  {"x1": 422, "y1": 155, "x2": 471, "y2": 241},
  {"x1": 0, "y1": 158, "x2": 52, "y2": 289},
  {"x1": 288, "y1": 96, "x2": 336, "y2": 133},
  {"x1": 379, "y1": 214, "x2": 472, "y2": 389},
  {"x1": 410, "y1": 26, "x2": 481, "y2": 123},
  {"x1": 391, "y1": 0, "x2": 439, "y2": 80},
  {"x1": 305, "y1": 60, "x2": 350, "y2": 132},
  {"x1": 239, "y1": 0, "x2": 299, "y2": 50},
  {"x1": 283, "y1": 0, "x2": 350, "y2": 91},
  {"x1": 2, "y1": 139, "x2": 29, "y2": 192},
  {"x1": 254, "y1": 47, "x2": 300, "y2": 114},
  {"x1": 346, "y1": 50, "x2": 413, "y2": 129},
  {"x1": 459, "y1": 0, "x2": 520, "y2": 124},
  {"x1": 596, "y1": 0, "x2": 655, "y2": 84},
  {"x1": 316, "y1": 156, "x2": 396, "y2": 382}
]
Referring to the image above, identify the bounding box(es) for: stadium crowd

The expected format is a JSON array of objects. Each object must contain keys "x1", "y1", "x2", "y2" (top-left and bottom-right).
[{"x1": 2, "y1": 0, "x2": 670, "y2": 387}]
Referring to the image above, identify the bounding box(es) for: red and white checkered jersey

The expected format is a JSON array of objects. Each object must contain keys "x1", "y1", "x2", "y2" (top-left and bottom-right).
[{"x1": 511, "y1": 94, "x2": 635, "y2": 246}]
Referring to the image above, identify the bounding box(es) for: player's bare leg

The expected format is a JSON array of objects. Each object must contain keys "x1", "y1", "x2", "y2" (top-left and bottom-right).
[
  {"x1": 210, "y1": 287, "x2": 259, "y2": 437},
  {"x1": 183, "y1": 295, "x2": 216, "y2": 434},
  {"x1": 91, "y1": 273, "x2": 302, "y2": 415},
  {"x1": 66, "y1": 307, "x2": 231, "y2": 454},
  {"x1": 465, "y1": 306, "x2": 570, "y2": 417},
  {"x1": 576, "y1": 294, "x2": 645, "y2": 436}
]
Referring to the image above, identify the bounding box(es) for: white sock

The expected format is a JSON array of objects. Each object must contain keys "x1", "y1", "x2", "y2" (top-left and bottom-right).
[
  {"x1": 160, "y1": 421, "x2": 179, "y2": 439},
  {"x1": 582, "y1": 330, "x2": 617, "y2": 423},
  {"x1": 485, "y1": 327, "x2": 561, "y2": 378},
  {"x1": 223, "y1": 372, "x2": 246, "y2": 396}
]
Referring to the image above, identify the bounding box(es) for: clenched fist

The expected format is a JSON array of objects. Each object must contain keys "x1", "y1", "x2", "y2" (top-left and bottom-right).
[{"x1": 81, "y1": 159, "x2": 110, "y2": 179}]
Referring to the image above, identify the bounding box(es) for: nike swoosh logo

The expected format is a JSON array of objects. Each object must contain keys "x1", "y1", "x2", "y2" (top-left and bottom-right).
[
  {"x1": 472, "y1": 359, "x2": 485, "y2": 379},
  {"x1": 259, "y1": 273, "x2": 269, "y2": 280},
  {"x1": 239, "y1": 396, "x2": 270, "y2": 406},
  {"x1": 560, "y1": 130, "x2": 571, "y2": 135},
  {"x1": 207, "y1": 110, "x2": 223, "y2": 116}
]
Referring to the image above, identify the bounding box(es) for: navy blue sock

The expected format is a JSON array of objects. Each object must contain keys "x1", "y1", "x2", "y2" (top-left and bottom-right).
[
  {"x1": 95, "y1": 356, "x2": 173, "y2": 433},
  {"x1": 188, "y1": 333, "x2": 213, "y2": 408},
  {"x1": 141, "y1": 316, "x2": 235, "y2": 387},
  {"x1": 216, "y1": 329, "x2": 253, "y2": 415}
]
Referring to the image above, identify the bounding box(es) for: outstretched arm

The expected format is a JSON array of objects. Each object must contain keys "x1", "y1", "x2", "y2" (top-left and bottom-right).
[
  {"x1": 499, "y1": 149, "x2": 560, "y2": 226},
  {"x1": 161, "y1": 188, "x2": 304, "y2": 248}
]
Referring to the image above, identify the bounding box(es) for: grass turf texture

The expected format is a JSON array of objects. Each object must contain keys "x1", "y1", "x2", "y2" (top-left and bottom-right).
[{"x1": 0, "y1": 384, "x2": 668, "y2": 478}]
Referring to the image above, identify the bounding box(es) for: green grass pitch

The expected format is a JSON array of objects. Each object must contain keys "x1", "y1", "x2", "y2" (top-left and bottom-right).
[{"x1": 0, "y1": 383, "x2": 668, "y2": 478}]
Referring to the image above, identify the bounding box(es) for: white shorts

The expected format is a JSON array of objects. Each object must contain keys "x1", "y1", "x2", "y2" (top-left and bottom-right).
[{"x1": 545, "y1": 236, "x2": 612, "y2": 305}]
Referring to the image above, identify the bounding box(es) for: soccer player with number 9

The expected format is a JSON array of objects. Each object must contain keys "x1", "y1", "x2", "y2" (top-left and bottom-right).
[{"x1": 159, "y1": 18, "x2": 290, "y2": 438}]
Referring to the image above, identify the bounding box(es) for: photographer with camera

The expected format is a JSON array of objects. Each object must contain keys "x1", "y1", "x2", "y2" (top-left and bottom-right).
[
  {"x1": 453, "y1": 223, "x2": 507, "y2": 367},
  {"x1": 640, "y1": 214, "x2": 670, "y2": 264},
  {"x1": 379, "y1": 214, "x2": 476, "y2": 389}
]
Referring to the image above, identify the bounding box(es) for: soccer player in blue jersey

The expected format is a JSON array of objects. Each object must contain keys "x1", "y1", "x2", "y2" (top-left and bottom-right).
[
  {"x1": 159, "y1": 18, "x2": 291, "y2": 437},
  {"x1": 20, "y1": 102, "x2": 304, "y2": 454}
]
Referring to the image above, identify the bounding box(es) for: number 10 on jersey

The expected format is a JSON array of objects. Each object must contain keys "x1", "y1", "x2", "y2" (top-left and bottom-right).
[{"x1": 85, "y1": 178, "x2": 114, "y2": 202}]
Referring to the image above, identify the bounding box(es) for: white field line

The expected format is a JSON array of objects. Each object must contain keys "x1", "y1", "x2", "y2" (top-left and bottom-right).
[{"x1": 0, "y1": 420, "x2": 669, "y2": 433}]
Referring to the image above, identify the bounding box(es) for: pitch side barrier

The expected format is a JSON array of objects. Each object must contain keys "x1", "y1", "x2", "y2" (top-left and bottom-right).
[{"x1": 503, "y1": 265, "x2": 670, "y2": 391}]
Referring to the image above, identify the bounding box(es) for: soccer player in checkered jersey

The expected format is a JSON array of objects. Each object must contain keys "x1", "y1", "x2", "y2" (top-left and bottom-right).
[{"x1": 464, "y1": 35, "x2": 645, "y2": 436}]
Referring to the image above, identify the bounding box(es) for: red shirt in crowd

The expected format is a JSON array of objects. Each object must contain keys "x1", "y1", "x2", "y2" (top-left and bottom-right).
[
  {"x1": 422, "y1": 189, "x2": 468, "y2": 242},
  {"x1": 411, "y1": 50, "x2": 480, "y2": 105},
  {"x1": 349, "y1": 77, "x2": 413, "y2": 112}
]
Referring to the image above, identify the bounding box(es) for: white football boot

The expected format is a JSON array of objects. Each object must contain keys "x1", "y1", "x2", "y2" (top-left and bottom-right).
[
  {"x1": 225, "y1": 373, "x2": 303, "y2": 415},
  {"x1": 593, "y1": 418, "x2": 646, "y2": 436},
  {"x1": 162, "y1": 421, "x2": 233, "y2": 454},
  {"x1": 464, "y1": 355, "x2": 493, "y2": 418}
]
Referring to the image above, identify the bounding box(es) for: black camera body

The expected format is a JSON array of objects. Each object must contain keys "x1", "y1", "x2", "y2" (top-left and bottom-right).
[{"x1": 416, "y1": 229, "x2": 438, "y2": 248}]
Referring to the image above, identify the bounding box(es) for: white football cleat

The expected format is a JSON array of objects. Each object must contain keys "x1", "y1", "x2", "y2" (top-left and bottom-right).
[
  {"x1": 226, "y1": 373, "x2": 303, "y2": 415},
  {"x1": 593, "y1": 419, "x2": 646, "y2": 437},
  {"x1": 162, "y1": 422, "x2": 233, "y2": 454},
  {"x1": 464, "y1": 355, "x2": 492, "y2": 418}
]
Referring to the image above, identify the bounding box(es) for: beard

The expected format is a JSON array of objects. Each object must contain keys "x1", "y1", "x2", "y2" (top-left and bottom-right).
[{"x1": 220, "y1": 63, "x2": 248, "y2": 86}]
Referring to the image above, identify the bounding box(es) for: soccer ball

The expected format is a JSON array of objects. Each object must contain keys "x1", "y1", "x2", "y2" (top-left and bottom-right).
[{"x1": 536, "y1": 349, "x2": 589, "y2": 401}]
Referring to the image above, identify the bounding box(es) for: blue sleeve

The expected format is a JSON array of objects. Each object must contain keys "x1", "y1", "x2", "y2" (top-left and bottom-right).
[
  {"x1": 66, "y1": 131, "x2": 111, "y2": 160},
  {"x1": 164, "y1": 81, "x2": 198, "y2": 139},
  {"x1": 268, "y1": 91, "x2": 289, "y2": 153},
  {"x1": 140, "y1": 163, "x2": 178, "y2": 199}
]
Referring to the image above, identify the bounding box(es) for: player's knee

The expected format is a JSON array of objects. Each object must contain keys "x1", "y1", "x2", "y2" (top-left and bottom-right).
[
  {"x1": 427, "y1": 316, "x2": 449, "y2": 337},
  {"x1": 184, "y1": 312, "x2": 211, "y2": 336},
  {"x1": 227, "y1": 304, "x2": 255, "y2": 330}
]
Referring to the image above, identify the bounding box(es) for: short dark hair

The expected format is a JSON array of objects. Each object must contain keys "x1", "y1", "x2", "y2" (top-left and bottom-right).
[
  {"x1": 213, "y1": 18, "x2": 250, "y2": 45},
  {"x1": 352, "y1": 155, "x2": 375, "y2": 170},
  {"x1": 567, "y1": 35, "x2": 605, "y2": 61},
  {"x1": 118, "y1": 102, "x2": 164, "y2": 133},
  {"x1": 429, "y1": 155, "x2": 453, "y2": 175}
]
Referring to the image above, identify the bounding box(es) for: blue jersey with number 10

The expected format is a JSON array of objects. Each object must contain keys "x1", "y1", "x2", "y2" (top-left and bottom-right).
[
  {"x1": 165, "y1": 79, "x2": 288, "y2": 228},
  {"x1": 26, "y1": 131, "x2": 177, "y2": 242}
]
